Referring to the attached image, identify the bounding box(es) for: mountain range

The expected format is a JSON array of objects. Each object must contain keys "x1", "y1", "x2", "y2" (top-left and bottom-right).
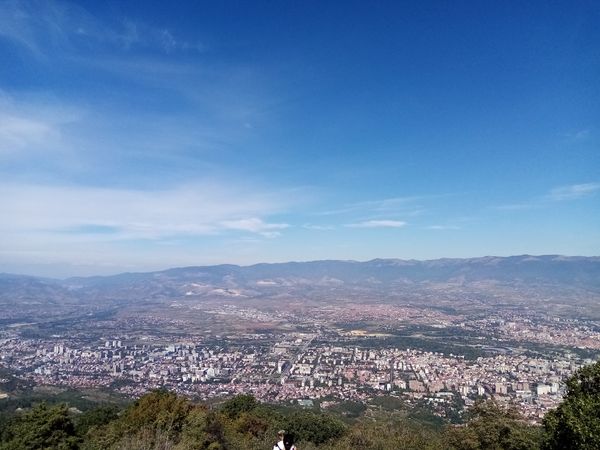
[{"x1": 1, "y1": 255, "x2": 599, "y2": 306}]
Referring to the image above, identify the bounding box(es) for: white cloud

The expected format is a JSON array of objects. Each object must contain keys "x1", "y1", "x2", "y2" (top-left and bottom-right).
[
  {"x1": 547, "y1": 183, "x2": 600, "y2": 201},
  {"x1": 0, "y1": 182, "x2": 288, "y2": 242},
  {"x1": 0, "y1": 0, "x2": 205, "y2": 57},
  {"x1": 303, "y1": 224, "x2": 335, "y2": 231},
  {"x1": 0, "y1": 180, "x2": 301, "y2": 273},
  {"x1": 427, "y1": 225, "x2": 460, "y2": 230},
  {"x1": 346, "y1": 220, "x2": 407, "y2": 228},
  {"x1": 493, "y1": 203, "x2": 537, "y2": 211},
  {"x1": 0, "y1": 92, "x2": 80, "y2": 156},
  {"x1": 494, "y1": 183, "x2": 600, "y2": 211},
  {"x1": 0, "y1": 0, "x2": 44, "y2": 54},
  {"x1": 563, "y1": 129, "x2": 590, "y2": 143},
  {"x1": 221, "y1": 218, "x2": 289, "y2": 236},
  {"x1": 0, "y1": 114, "x2": 57, "y2": 151},
  {"x1": 317, "y1": 196, "x2": 421, "y2": 216},
  {"x1": 572, "y1": 129, "x2": 590, "y2": 141}
]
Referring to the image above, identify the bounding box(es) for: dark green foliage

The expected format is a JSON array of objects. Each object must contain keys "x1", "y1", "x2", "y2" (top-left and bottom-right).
[
  {"x1": 282, "y1": 410, "x2": 347, "y2": 445},
  {"x1": 178, "y1": 409, "x2": 228, "y2": 450},
  {"x1": 409, "y1": 406, "x2": 446, "y2": 429},
  {"x1": 233, "y1": 411, "x2": 270, "y2": 437},
  {"x1": 220, "y1": 393, "x2": 258, "y2": 419},
  {"x1": 0, "y1": 388, "x2": 562, "y2": 450},
  {"x1": 444, "y1": 400, "x2": 542, "y2": 450},
  {"x1": 444, "y1": 393, "x2": 467, "y2": 424},
  {"x1": 323, "y1": 400, "x2": 366, "y2": 419},
  {"x1": 332, "y1": 418, "x2": 443, "y2": 450},
  {"x1": 542, "y1": 360, "x2": 600, "y2": 450},
  {"x1": 0, "y1": 403, "x2": 79, "y2": 450},
  {"x1": 370, "y1": 395, "x2": 406, "y2": 411},
  {"x1": 83, "y1": 389, "x2": 194, "y2": 449},
  {"x1": 0, "y1": 387, "x2": 126, "y2": 417},
  {"x1": 120, "y1": 389, "x2": 192, "y2": 436},
  {"x1": 73, "y1": 405, "x2": 119, "y2": 436}
]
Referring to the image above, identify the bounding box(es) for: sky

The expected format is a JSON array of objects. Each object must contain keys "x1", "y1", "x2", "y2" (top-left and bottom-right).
[{"x1": 0, "y1": 0, "x2": 599, "y2": 277}]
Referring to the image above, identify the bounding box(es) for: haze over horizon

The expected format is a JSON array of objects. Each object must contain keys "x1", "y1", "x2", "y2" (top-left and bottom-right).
[
  {"x1": 2, "y1": 254, "x2": 600, "y2": 280},
  {"x1": 1, "y1": 1, "x2": 599, "y2": 277}
]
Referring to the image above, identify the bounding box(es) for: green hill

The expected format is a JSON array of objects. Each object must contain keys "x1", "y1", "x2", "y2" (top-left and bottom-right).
[{"x1": 1, "y1": 360, "x2": 599, "y2": 450}]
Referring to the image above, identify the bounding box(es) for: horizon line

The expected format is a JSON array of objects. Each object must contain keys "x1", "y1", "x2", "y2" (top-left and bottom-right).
[{"x1": 2, "y1": 253, "x2": 598, "y2": 280}]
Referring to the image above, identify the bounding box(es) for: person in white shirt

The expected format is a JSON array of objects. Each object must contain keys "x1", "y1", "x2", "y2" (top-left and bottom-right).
[{"x1": 273, "y1": 429, "x2": 297, "y2": 450}]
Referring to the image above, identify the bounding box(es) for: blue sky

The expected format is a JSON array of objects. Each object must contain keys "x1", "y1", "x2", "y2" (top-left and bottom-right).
[{"x1": 0, "y1": 0, "x2": 598, "y2": 277}]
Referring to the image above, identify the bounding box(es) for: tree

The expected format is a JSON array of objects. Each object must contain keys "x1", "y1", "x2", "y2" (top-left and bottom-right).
[
  {"x1": 543, "y1": 360, "x2": 600, "y2": 450},
  {"x1": 444, "y1": 400, "x2": 541, "y2": 450},
  {"x1": 220, "y1": 394, "x2": 258, "y2": 419},
  {"x1": 282, "y1": 410, "x2": 347, "y2": 446},
  {"x1": 332, "y1": 418, "x2": 442, "y2": 450},
  {"x1": 74, "y1": 405, "x2": 120, "y2": 436},
  {"x1": 121, "y1": 389, "x2": 192, "y2": 437},
  {"x1": 0, "y1": 403, "x2": 79, "y2": 450},
  {"x1": 177, "y1": 409, "x2": 227, "y2": 450},
  {"x1": 82, "y1": 389, "x2": 193, "y2": 449}
]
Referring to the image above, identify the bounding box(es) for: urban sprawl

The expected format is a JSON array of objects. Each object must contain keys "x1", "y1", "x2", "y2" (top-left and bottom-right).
[{"x1": 1, "y1": 319, "x2": 597, "y2": 423}]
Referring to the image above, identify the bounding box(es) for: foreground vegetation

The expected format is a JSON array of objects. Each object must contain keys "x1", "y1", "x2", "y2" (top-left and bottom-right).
[{"x1": 0, "y1": 361, "x2": 598, "y2": 449}]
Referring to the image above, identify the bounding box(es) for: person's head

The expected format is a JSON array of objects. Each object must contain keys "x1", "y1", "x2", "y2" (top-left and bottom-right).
[{"x1": 278, "y1": 430, "x2": 285, "y2": 441}]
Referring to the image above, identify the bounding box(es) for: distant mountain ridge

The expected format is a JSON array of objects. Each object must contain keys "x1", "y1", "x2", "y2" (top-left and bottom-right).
[{"x1": 1, "y1": 255, "x2": 600, "y2": 305}]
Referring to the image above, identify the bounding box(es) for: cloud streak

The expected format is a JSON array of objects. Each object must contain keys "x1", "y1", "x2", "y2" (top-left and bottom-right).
[
  {"x1": 221, "y1": 218, "x2": 289, "y2": 238},
  {"x1": 346, "y1": 220, "x2": 407, "y2": 228},
  {"x1": 317, "y1": 196, "x2": 423, "y2": 216},
  {"x1": 0, "y1": 92, "x2": 80, "y2": 157},
  {"x1": 0, "y1": 114, "x2": 57, "y2": 151},
  {"x1": 303, "y1": 224, "x2": 335, "y2": 231},
  {"x1": 563, "y1": 129, "x2": 591, "y2": 144},
  {"x1": 494, "y1": 182, "x2": 600, "y2": 211},
  {"x1": 0, "y1": 182, "x2": 289, "y2": 242},
  {"x1": 547, "y1": 183, "x2": 600, "y2": 201},
  {"x1": 0, "y1": 0, "x2": 204, "y2": 57}
]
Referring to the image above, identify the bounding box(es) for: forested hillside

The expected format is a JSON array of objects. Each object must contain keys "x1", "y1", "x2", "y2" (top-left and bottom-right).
[{"x1": 0, "y1": 361, "x2": 598, "y2": 450}]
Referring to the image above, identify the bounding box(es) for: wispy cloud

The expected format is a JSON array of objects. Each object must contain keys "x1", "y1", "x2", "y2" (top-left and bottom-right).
[
  {"x1": 0, "y1": 182, "x2": 289, "y2": 242},
  {"x1": 563, "y1": 129, "x2": 591, "y2": 143},
  {"x1": 493, "y1": 203, "x2": 538, "y2": 211},
  {"x1": 0, "y1": 82, "x2": 271, "y2": 187},
  {"x1": 221, "y1": 218, "x2": 289, "y2": 238},
  {"x1": 426, "y1": 225, "x2": 460, "y2": 230},
  {"x1": 0, "y1": 114, "x2": 57, "y2": 151},
  {"x1": 0, "y1": 0, "x2": 205, "y2": 57},
  {"x1": 494, "y1": 182, "x2": 600, "y2": 211},
  {"x1": 346, "y1": 220, "x2": 407, "y2": 228},
  {"x1": 303, "y1": 224, "x2": 335, "y2": 231},
  {"x1": 317, "y1": 196, "x2": 422, "y2": 216},
  {"x1": 546, "y1": 183, "x2": 600, "y2": 201},
  {"x1": 0, "y1": 0, "x2": 279, "y2": 180},
  {"x1": 0, "y1": 92, "x2": 79, "y2": 156}
]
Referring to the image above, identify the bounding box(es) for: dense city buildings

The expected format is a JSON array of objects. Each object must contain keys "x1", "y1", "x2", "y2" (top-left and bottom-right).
[
  {"x1": 1, "y1": 257, "x2": 599, "y2": 423},
  {"x1": 1, "y1": 302, "x2": 597, "y2": 423}
]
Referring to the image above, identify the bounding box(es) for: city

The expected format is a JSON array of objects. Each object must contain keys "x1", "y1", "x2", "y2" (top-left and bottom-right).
[
  {"x1": 1, "y1": 292, "x2": 598, "y2": 423},
  {"x1": 0, "y1": 0, "x2": 599, "y2": 447}
]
